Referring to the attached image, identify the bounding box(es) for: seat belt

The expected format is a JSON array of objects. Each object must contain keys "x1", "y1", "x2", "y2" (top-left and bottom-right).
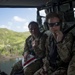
[{"x1": 63, "y1": 24, "x2": 75, "y2": 34}]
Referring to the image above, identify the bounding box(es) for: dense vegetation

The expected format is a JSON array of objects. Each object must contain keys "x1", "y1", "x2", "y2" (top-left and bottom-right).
[{"x1": 0, "y1": 28, "x2": 30, "y2": 56}]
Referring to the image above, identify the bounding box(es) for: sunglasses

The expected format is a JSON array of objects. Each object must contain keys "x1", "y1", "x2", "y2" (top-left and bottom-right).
[{"x1": 48, "y1": 22, "x2": 61, "y2": 27}]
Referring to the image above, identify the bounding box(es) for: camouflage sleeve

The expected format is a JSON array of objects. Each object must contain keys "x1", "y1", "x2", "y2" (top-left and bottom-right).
[
  {"x1": 33, "y1": 34, "x2": 47, "y2": 58},
  {"x1": 23, "y1": 37, "x2": 30, "y2": 55},
  {"x1": 24, "y1": 39, "x2": 29, "y2": 51},
  {"x1": 57, "y1": 32, "x2": 73, "y2": 62},
  {"x1": 10, "y1": 60, "x2": 22, "y2": 75},
  {"x1": 67, "y1": 41, "x2": 75, "y2": 75}
]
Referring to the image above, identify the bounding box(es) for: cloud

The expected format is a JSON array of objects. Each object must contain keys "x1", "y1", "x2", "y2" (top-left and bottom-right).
[
  {"x1": 8, "y1": 22, "x2": 13, "y2": 26},
  {"x1": 13, "y1": 16, "x2": 26, "y2": 22},
  {"x1": 15, "y1": 21, "x2": 29, "y2": 32},
  {"x1": 0, "y1": 24, "x2": 11, "y2": 29},
  {"x1": 0, "y1": 25, "x2": 7, "y2": 28},
  {"x1": 0, "y1": 20, "x2": 29, "y2": 32},
  {"x1": 23, "y1": 22, "x2": 29, "y2": 31},
  {"x1": 17, "y1": 26, "x2": 21, "y2": 29}
]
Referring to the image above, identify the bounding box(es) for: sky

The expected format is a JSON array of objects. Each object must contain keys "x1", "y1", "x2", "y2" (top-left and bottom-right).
[
  {"x1": 0, "y1": 8, "x2": 36, "y2": 32},
  {"x1": 0, "y1": 8, "x2": 75, "y2": 32},
  {"x1": 0, "y1": 8, "x2": 46, "y2": 32}
]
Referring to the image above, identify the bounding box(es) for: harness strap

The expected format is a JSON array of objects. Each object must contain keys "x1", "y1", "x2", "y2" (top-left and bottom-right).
[{"x1": 22, "y1": 55, "x2": 37, "y2": 69}]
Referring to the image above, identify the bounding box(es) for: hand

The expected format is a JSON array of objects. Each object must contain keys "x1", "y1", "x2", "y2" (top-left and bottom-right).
[
  {"x1": 54, "y1": 31, "x2": 63, "y2": 42},
  {"x1": 24, "y1": 52, "x2": 29, "y2": 61},
  {"x1": 32, "y1": 39, "x2": 39, "y2": 47},
  {"x1": 40, "y1": 67, "x2": 47, "y2": 75}
]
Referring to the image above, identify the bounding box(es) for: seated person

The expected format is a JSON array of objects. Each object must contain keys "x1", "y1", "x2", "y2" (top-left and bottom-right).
[
  {"x1": 34, "y1": 12, "x2": 75, "y2": 75},
  {"x1": 10, "y1": 21, "x2": 47, "y2": 75}
]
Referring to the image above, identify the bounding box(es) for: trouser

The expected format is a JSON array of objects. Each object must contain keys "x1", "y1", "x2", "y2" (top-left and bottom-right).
[
  {"x1": 34, "y1": 67, "x2": 67, "y2": 75},
  {"x1": 24, "y1": 59, "x2": 43, "y2": 75}
]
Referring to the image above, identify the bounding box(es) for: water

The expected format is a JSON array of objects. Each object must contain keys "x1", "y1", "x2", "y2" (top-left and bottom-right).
[{"x1": 0, "y1": 58, "x2": 22, "y2": 75}]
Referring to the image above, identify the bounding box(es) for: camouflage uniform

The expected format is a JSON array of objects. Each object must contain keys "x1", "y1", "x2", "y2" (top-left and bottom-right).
[
  {"x1": 47, "y1": 32, "x2": 75, "y2": 75},
  {"x1": 67, "y1": 36, "x2": 75, "y2": 75},
  {"x1": 34, "y1": 31, "x2": 75, "y2": 75},
  {"x1": 23, "y1": 33, "x2": 46, "y2": 58},
  {"x1": 10, "y1": 60, "x2": 23, "y2": 75},
  {"x1": 24, "y1": 32, "x2": 48, "y2": 75},
  {"x1": 10, "y1": 32, "x2": 47, "y2": 75}
]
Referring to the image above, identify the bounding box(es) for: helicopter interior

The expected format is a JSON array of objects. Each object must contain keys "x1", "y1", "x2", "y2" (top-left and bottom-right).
[{"x1": 0, "y1": 0, "x2": 75, "y2": 35}]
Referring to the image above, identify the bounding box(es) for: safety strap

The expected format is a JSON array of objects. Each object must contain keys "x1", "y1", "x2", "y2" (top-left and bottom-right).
[{"x1": 22, "y1": 55, "x2": 37, "y2": 69}]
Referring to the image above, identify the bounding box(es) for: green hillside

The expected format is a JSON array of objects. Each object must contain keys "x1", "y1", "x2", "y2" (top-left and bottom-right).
[{"x1": 0, "y1": 28, "x2": 30, "y2": 56}]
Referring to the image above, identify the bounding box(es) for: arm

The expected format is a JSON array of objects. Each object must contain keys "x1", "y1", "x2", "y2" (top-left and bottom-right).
[
  {"x1": 23, "y1": 36, "x2": 34, "y2": 62},
  {"x1": 32, "y1": 34, "x2": 47, "y2": 58},
  {"x1": 67, "y1": 40, "x2": 75, "y2": 75},
  {"x1": 24, "y1": 39, "x2": 29, "y2": 53},
  {"x1": 57, "y1": 32, "x2": 73, "y2": 62},
  {"x1": 10, "y1": 60, "x2": 22, "y2": 75}
]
